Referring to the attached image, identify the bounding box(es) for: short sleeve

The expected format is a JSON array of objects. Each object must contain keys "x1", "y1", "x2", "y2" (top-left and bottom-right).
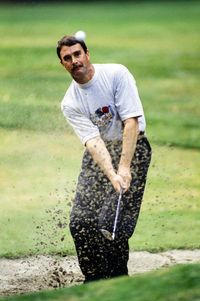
[
  {"x1": 114, "y1": 66, "x2": 144, "y2": 121},
  {"x1": 61, "y1": 103, "x2": 100, "y2": 145}
]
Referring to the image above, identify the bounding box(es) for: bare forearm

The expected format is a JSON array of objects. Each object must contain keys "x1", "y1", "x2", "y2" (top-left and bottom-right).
[
  {"x1": 119, "y1": 118, "x2": 138, "y2": 169},
  {"x1": 86, "y1": 136, "x2": 124, "y2": 192},
  {"x1": 118, "y1": 118, "x2": 138, "y2": 190},
  {"x1": 86, "y1": 136, "x2": 116, "y2": 181}
]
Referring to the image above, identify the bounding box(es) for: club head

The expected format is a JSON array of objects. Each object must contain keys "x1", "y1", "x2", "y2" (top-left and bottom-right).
[{"x1": 100, "y1": 229, "x2": 114, "y2": 241}]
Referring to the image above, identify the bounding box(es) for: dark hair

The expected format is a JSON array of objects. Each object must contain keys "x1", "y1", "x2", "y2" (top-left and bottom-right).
[{"x1": 56, "y1": 35, "x2": 88, "y2": 60}]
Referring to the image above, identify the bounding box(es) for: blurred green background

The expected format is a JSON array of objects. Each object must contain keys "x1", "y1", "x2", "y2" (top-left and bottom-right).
[{"x1": 0, "y1": 1, "x2": 200, "y2": 258}]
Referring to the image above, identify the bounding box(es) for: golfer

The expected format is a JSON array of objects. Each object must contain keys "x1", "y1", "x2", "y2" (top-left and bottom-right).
[{"x1": 57, "y1": 35, "x2": 152, "y2": 282}]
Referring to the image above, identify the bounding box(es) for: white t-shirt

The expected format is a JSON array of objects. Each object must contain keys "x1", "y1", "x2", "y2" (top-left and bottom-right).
[{"x1": 61, "y1": 64, "x2": 146, "y2": 145}]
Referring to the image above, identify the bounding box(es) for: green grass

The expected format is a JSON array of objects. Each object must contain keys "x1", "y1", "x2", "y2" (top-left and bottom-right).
[
  {"x1": 0, "y1": 2, "x2": 200, "y2": 258},
  {"x1": 0, "y1": 130, "x2": 82, "y2": 257},
  {"x1": 1, "y1": 264, "x2": 200, "y2": 301}
]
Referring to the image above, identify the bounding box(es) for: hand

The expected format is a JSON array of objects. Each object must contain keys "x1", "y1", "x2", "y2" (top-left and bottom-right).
[
  {"x1": 109, "y1": 174, "x2": 125, "y2": 193},
  {"x1": 117, "y1": 167, "x2": 132, "y2": 192}
]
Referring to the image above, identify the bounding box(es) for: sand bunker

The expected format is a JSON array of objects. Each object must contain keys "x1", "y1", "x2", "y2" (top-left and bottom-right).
[{"x1": 0, "y1": 250, "x2": 200, "y2": 297}]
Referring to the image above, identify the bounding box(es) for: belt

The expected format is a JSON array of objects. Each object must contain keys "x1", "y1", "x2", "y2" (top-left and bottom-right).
[
  {"x1": 138, "y1": 131, "x2": 145, "y2": 139},
  {"x1": 139, "y1": 131, "x2": 145, "y2": 135}
]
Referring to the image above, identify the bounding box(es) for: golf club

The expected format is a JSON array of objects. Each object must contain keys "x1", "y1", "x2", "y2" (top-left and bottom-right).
[{"x1": 100, "y1": 188, "x2": 123, "y2": 241}]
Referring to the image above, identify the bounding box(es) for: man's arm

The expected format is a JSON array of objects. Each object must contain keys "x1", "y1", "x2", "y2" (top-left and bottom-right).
[
  {"x1": 118, "y1": 117, "x2": 139, "y2": 191},
  {"x1": 86, "y1": 117, "x2": 138, "y2": 192},
  {"x1": 86, "y1": 136, "x2": 124, "y2": 192}
]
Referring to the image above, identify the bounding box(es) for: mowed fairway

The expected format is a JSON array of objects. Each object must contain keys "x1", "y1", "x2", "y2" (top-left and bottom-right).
[{"x1": 0, "y1": 2, "x2": 200, "y2": 258}]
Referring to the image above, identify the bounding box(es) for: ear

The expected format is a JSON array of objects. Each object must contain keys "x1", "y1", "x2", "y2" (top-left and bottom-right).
[{"x1": 86, "y1": 50, "x2": 90, "y2": 61}]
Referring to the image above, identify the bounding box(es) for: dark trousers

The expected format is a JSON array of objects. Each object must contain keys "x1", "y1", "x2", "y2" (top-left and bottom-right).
[{"x1": 69, "y1": 135, "x2": 152, "y2": 282}]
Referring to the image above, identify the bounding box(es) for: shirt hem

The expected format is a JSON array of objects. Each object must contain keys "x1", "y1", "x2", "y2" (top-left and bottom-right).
[
  {"x1": 82, "y1": 133, "x2": 100, "y2": 145},
  {"x1": 120, "y1": 112, "x2": 143, "y2": 121}
]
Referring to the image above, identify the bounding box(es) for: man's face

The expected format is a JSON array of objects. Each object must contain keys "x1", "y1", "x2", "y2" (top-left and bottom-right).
[{"x1": 60, "y1": 44, "x2": 91, "y2": 82}]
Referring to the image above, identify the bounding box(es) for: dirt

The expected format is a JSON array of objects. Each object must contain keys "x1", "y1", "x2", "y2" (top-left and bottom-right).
[{"x1": 0, "y1": 250, "x2": 200, "y2": 297}]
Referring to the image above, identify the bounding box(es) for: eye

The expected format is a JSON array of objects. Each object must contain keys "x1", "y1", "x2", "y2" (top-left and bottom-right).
[
  {"x1": 74, "y1": 51, "x2": 81, "y2": 58},
  {"x1": 63, "y1": 55, "x2": 71, "y2": 62}
]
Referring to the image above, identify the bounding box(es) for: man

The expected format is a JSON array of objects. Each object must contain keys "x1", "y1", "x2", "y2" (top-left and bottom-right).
[{"x1": 57, "y1": 35, "x2": 152, "y2": 282}]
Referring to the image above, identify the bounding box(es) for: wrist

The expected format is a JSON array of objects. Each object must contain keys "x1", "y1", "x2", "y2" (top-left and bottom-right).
[
  {"x1": 107, "y1": 168, "x2": 117, "y2": 181},
  {"x1": 118, "y1": 164, "x2": 131, "y2": 173}
]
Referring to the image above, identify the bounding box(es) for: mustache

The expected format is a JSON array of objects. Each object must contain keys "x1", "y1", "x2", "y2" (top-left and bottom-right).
[{"x1": 72, "y1": 64, "x2": 83, "y2": 71}]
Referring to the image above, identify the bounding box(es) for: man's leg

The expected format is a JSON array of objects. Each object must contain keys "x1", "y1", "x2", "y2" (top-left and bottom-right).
[
  {"x1": 70, "y1": 201, "x2": 129, "y2": 281},
  {"x1": 106, "y1": 237, "x2": 129, "y2": 277},
  {"x1": 69, "y1": 178, "x2": 130, "y2": 281},
  {"x1": 120, "y1": 136, "x2": 152, "y2": 239}
]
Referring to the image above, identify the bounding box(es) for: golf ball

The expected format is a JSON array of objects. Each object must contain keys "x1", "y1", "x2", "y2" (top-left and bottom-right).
[{"x1": 75, "y1": 30, "x2": 86, "y2": 41}]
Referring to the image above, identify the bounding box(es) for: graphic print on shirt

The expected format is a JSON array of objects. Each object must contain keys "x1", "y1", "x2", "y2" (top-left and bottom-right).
[{"x1": 90, "y1": 105, "x2": 115, "y2": 130}]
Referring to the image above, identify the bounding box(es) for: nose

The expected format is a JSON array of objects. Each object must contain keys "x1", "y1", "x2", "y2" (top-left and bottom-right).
[{"x1": 72, "y1": 56, "x2": 78, "y2": 65}]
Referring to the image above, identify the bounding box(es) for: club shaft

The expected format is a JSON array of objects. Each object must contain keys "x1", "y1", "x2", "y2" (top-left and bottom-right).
[{"x1": 112, "y1": 190, "x2": 123, "y2": 240}]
